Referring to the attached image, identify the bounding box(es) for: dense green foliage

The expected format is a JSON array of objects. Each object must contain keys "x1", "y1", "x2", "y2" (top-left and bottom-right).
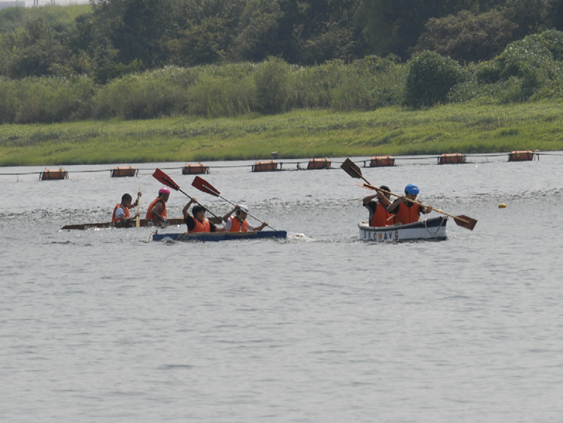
[
  {"x1": 3, "y1": 28, "x2": 563, "y2": 122},
  {"x1": 2, "y1": 2, "x2": 563, "y2": 124},
  {"x1": 0, "y1": 56, "x2": 409, "y2": 123},
  {"x1": 3, "y1": 0, "x2": 563, "y2": 80},
  {"x1": 405, "y1": 51, "x2": 462, "y2": 108}
]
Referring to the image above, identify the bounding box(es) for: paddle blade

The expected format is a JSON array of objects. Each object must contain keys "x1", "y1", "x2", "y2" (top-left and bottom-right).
[
  {"x1": 454, "y1": 215, "x2": 477, "y2": 231},
  {"x1": 192, "y1": 176, "x2": 220, "y2": 197},
  {"x1": 341, "y1": 158, "x2": 363, "y2": 179},
  {"x1": 153, "y1": 168, "x2": 180, "y2": 191}
]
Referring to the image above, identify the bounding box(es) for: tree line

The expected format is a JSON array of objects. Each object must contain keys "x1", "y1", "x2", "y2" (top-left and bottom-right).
[
  {"x1": 2, "y1": 1, "x2": 563, "y2": 125},
  {"x1": 2, "y1": 0, "x2": 563, "y2": 80}
]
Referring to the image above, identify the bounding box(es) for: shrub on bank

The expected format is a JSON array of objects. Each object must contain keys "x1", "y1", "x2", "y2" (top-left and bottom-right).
[
  {"x1": 93, "y1": 74, "x2": 187, "y2": 120},
  {"x1": 331, "y1": 56, "x2": 406, "y2": 111},
  {"x1": 254, "y1": 57, "x2": 293, "y2": 114},
  {"x1": 188, "y1": 73, "x2": 255, "y2": 117},
  {"x1": 0, "y1": 76, "x2": 94, "y2": 124},
  {"x1": 405, "y1": 51, "x2": 463, "y2": 108}
]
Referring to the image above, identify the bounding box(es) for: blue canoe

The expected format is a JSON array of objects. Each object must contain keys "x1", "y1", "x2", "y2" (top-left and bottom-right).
[{"x1": 152, "y1": 230, "x2": 287, "y2": 242}]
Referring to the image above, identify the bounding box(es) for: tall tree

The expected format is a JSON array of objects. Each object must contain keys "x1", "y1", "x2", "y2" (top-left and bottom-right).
[
  {"x1": 358, "y1": 0, "x2": 504, "y2": 60},
  {"x1": 231, "y1": 0, "x2": 283, "y2": 62},
  {"x1": 90, "y1": 0, "x2": 171, "y2": 68},
  {"x1": 276, "y1": 0, "x2": 362, "y2": 64},
  {"x1": 413, "y1": 10, "x2": 517, "y2": 62}
]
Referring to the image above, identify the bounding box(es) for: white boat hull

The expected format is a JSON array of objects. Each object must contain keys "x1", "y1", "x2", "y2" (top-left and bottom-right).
[{"x1": 359, "y1": 216, "x2": 448, "y2": 242}]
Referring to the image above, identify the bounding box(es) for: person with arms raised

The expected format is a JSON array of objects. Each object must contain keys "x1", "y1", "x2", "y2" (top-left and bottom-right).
[
  {"x1": 363, "y1": 185, "x2": 393, "y2": 227},
  {"x1": 387, "y1": 184, "x2": 433, "y2": 225},
  {"x1": 183, "y1": 197, "x2": 225, "y2": 233},
  {"x1": 112, "y1": 192, "x2": 142, "y2": 223},
  {"x1": 222, "y1": 204, "x2": 268, "y2": 232}
]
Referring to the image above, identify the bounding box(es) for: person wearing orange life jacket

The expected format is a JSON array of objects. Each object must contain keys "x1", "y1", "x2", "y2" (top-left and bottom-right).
[
  {"x1": 146, "y1": 188, "x2": 170, "y2": 224},
  {"x1": 363, "y1": 185, "x2": 394, "y2": 227},
  {"x1": 222, "y1": 204, "x2": 268, "y2": 232},
  {"x1": 112, "y1": 192, "x2": 142, "y2": 223},
  {"x1": 182, "y1": 197, "x2": 225, "y2": 233},
  {"x1": 387, "y1": 184, "x2": 433, "y2": 225}
]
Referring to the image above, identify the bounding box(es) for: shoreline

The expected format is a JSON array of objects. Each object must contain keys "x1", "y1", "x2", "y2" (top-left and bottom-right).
[{"x1": 1, "y1": 101, "x2": 563, "y2": 167}]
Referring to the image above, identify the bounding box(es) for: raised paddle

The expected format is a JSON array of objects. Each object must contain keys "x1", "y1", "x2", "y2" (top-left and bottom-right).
[
  {"x1": 136, "y1": 187, "x2": 141, "y2": 228},
  {"x1": 191, "y1": 175, "x2": 278, "y2": 231},
  {"x1": 152, "y1": 168, "x2": 223, "y2": 223},
  {"x1": 341, "y1": 158, "x2": 477, "y2": 231}
]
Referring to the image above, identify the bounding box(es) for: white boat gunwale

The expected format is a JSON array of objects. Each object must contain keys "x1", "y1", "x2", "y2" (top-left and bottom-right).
[{"x1": 359, "y1": 216, "x2": 448, "y2": 242}]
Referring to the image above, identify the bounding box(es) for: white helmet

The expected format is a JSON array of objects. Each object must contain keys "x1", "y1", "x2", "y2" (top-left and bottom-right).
[{"x1": 239, "y1": 204, "x2": 249, "y2": 213}]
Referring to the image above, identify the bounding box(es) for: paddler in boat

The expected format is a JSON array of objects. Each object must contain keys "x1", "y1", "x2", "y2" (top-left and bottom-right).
[
  {"x1": 386, "y1": 184, "x2": 433, "y2": 225},
  {"x1": 112, "y1": 191, "x2": 142, "y2": 223},
  {"x1": 363, "y1": 185, "x2": 393, "y2": 227},
  {"x1": 222, "y1": 204, "x2": 268, "y2": 232},
  {"x1": 146, "y1": 188, "x2": 170, "y2": 224},
  {"x1": 182, "y1": 198, "x2": 225, "y2": 233}
]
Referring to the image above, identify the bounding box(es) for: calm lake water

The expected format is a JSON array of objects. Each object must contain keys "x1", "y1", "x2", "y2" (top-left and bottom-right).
[{"x1": 1, "y1": 154, "x2": 562, "y2": 422}]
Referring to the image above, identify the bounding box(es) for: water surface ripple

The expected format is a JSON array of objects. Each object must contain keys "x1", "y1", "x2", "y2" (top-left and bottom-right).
[{"x1": 1, "y1": 157, "x2": 562, "y2": 422}]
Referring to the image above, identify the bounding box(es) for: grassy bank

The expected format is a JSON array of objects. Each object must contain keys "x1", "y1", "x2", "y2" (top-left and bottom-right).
[{"x1": 1, "y1": 101, "x2": 563, "y2": 166}]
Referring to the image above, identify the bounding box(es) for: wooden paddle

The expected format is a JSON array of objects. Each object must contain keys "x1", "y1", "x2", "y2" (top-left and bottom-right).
[
  {"x1": 136, "y1": 187, "x2": 141, "y2": 228},
  {"x1": 191, "y1": 175, "x2": 278, "y2": 231},
  {"x1": 152, "y1": 168, "x2": 223, "y2": 223},
  {"x1": 341, "y1": 158, "x2": 477, "y2": 231}
]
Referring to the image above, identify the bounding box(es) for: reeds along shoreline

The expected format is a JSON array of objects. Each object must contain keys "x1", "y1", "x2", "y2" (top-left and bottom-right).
[
  {"x1": 3, "y1": 27, "x2": 563, "y2": 127},
  {"x1": 0, "y1": 57, "x2": 407, "y2": 125},
  {"x1": 1, "y1": 102, "x2": 563, "y2": 166}
]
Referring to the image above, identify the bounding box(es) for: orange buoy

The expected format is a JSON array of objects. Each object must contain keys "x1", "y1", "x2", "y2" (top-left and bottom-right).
[
  {"x1": 369, "y1": 156, "x2": 395, "y2": 167},
  {"x1": 252, "y1": 161, "x2": 278, "y2": 172},
  {"x1": 111, "y1": 166, "x2": 138, "y2": 177},
  {"x1": 438, "y1": 153, "x2": 466, "y2": 164},
  {"x1": 40, "y1": 169, "x2": 68, "y2": 180},
  {"x1": 182, "y1": 164, "x2": 209, "y2": 175},
  {"x1": 307, "y1": 158, "x2": 331, "y2": 170},
  {"x1": 508, "y1": 150, "x2": 534, "y2": 161}
]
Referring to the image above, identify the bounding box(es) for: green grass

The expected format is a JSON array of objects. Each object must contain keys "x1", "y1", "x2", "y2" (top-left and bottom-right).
[{"x1": 1, "y1": 100, "x2": 563, "y2": 166}]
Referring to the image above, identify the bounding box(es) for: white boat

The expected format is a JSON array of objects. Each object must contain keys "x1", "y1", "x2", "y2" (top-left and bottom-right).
[{"x1": 359, "y1": 216, "x2": 448, "y2": 242}]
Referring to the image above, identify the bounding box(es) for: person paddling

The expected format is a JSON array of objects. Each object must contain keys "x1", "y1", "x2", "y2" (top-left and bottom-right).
[
  {"x1": 363, "y1": 185, "x2": 394, "y2": 227},
  {"x1": 112, "y1": 192, "x2": 142, "y2": 223},
  {"x1": 146, "y1": 188, "x2": 170, "y2": 224},
  {"x1": 387, "y1": 184, "x2": 433, "y2": 225},
  {"x1": 222, "y1": 204, "x2": 268, "y2": 232},
  {"x1": 183, "y1": 198, "x2": 225, "y2": 233}
]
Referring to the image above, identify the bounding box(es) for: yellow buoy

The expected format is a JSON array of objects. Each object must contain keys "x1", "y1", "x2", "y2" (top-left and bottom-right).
[{"x1": 499, "y1": 203, "x2": 507, "y2": 208}]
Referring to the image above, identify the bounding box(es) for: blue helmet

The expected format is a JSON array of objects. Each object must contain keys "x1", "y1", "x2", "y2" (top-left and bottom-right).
[{"x1": 405, "y1": 184, "x2": 419, "y2": 195}]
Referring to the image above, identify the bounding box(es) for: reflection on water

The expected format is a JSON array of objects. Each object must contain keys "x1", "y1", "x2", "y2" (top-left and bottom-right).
[{"x1": 1, "y1": 156, "x2": 563, "y2": 422}]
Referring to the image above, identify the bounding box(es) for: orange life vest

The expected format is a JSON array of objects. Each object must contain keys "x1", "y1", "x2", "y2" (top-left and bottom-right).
[
  {"x1": 228, "y1": 216, "x2": 249, "y2": 232},
  {"x1": 370, "y1": 203, "x2": 394, "y2": 227},
  {"x1": 191, "y1": 218, "x2": 211, "y2": 233},
  {"x1": 112, "y1": 203, "x2": 130, "y2": 222},
  {"x1": 394, "y1": 201, "x2": 420, "y2": 225},
  {"x1": 146, "y1": 197, "x2": 167, "y2": 219}
]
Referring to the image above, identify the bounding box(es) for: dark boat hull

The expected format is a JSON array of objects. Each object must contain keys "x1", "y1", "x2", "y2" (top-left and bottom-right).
[{"x1": 152, "y1": 230, "x2": 287, "y2": 242}]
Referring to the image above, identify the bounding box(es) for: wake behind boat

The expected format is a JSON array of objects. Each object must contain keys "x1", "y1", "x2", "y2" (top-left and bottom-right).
[
  {"x1": 61, "y1": 218, "x2": 187, "y2": 230},
  {"x1": 152, "y1": 230, "x2": 287, "y2": 242},
  {"x1": 359, "y1": 216, "x2": 448, "y2": 242}
]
